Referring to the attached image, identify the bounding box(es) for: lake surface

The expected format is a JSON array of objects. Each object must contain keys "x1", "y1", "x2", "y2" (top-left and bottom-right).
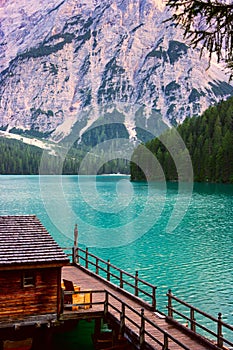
[{"x1": 1, "y1": 175, "x2": 233, "y2": 336}]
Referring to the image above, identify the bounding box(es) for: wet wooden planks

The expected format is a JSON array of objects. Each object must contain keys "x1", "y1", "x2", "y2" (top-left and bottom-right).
[{"x1": 62, "y1": 265, "x2": 217, "y2": 350}]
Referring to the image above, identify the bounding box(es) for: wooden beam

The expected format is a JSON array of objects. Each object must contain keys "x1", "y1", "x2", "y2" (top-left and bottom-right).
[{"x1": 0, "y1": 262, "x2": 69, "y2": 271}]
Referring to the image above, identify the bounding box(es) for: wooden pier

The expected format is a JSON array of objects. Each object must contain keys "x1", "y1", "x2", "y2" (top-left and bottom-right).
[
  {"x1": 1, "y1": 217, "x2": 231, "y2": 350},
  {"x1": 60, "y1": 247, "x2": 233, "y2": 350}
]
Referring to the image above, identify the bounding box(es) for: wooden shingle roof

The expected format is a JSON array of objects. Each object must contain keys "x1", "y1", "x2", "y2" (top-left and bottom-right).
[{"x1": 0, "y1": 215, "x2": 69, "y2": 267}]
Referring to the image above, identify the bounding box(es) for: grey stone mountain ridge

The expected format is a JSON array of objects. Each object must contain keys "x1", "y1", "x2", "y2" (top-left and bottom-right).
[{"x1": 0, "y1": 0, "x2": 233, "y2": 144}]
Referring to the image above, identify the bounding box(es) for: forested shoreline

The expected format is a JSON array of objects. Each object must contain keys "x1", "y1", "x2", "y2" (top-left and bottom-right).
[
  {"x1": 0, "y1": 137, "x2": 129, "y2": 175},
  {"x1": 1, "y1": 96, "x2": 233, "y2": 181},
  {"x1": 0, "y1": 138, "x2": 78, "y2": 175},
  {"x1": 131, "y1": 96, "x2": 233, "y2": 183}
]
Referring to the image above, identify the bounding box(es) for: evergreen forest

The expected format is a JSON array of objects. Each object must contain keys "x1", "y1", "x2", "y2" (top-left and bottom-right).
[
  {"x1": 0, "y1": 137, "x2": 129, "y2": 175},
  {"x1": 0, "y1": 138, "x2": 79, "y2": 175},
  {"x1": 1, "y1": 96, "x2": 233, "y2": 181},
  {"x1": 131, "y1": 96, "x2": 233, "y2": 183}
]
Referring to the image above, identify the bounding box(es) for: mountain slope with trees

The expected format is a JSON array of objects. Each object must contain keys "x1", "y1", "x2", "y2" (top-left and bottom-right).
[
  {"x1": 0, "y1": 138, "x2": 80, "y2": 175},
  {"x1": 131, "y1": 96, "x2": 233, "y2": 183},
  {"x1": 0, "y1": 136, "x2": 130, "y2": 175},
  {"x1": 1, "y1": 95, "x2": 233, "y2": 179},
  {"x1": 0, "y1": 0, "x2": 233, "y2": 142}
]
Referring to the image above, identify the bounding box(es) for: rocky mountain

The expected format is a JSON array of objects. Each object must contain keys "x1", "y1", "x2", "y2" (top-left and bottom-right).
[{"x1": 0, "y1": 0, "x2": 233, "y2": 145}]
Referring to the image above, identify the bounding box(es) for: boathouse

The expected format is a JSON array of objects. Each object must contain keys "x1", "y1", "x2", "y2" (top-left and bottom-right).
[
  {"x1": 0, "y1": 215, "x2": 69, "y2": 348},
  {"x1": 0, "y1": 215, "x2": 232, "y2": 350}
]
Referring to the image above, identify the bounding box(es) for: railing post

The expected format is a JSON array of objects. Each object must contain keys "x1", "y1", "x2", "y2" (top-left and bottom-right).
[
  {"x1": 167, "y1": 289, "x2": 173, "y2": 318},
  {"x1": 120, "y1": 303, "x2": 125, "y2": 336},
  {"x1": 163, "y1": 333, "x2": 168, "y2": 350},
  {"x1": 73, "y1": 223, "x2": 78, "y2": 264},
  {"x1": 152, "y1": 286, "x2": 156, "y2": 311},
  {"x1": 96, "y1": 258, "x2": 99, "y2": 275},
  {"x1": 107, "y1": 260, "x2": 110, "y2": 281},
  {"x1": 72, "y1": 247, "x2": 76, "y2": 264},
  {"x1": 60, "y1": 288, "x2": 64, "y2": 315},
  {"x1": 190, "y1": 308, "x2": 196, "y2": 332},
  {"x1": 135, "y1": 271, "x2": 138, "y2": 297},
  {"x1": 104, "y1": 291, "x2": 109, "y2": 317},
  {"x1": 120, "y1": 270, "x2": 123, "y2": 288},
  {"x1": 85, "y1": 247, "x2": 89, "y2": 269},
  {"x1": 140, "y1": 308, "x2": 145, "y2": 349},
  {"x1": 76, "y1": 247, "x2": 79, "y2": 264},
  {"x1": 217, "y1": 312, "x2": 223, "y2": 348}
]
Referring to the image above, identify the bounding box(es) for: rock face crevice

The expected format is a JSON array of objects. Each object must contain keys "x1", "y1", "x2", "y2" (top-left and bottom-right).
[{"x1": 0, "y1": 0, "x2": 232, "y2": 142}]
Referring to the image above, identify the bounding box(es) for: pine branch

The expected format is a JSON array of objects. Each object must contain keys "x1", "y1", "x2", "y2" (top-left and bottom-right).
[{"x1": 165, "y1": 0, "x2": 233, "y2": 72}]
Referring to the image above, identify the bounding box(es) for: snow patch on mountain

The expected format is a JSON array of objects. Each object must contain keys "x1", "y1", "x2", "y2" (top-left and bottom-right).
[{"x1": 0, "y1": 0, "x2": 232, "y2": 143}]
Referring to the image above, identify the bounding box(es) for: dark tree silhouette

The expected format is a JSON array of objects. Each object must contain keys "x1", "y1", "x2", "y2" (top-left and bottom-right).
[{"x1": 166, "y1": 1, "x2": 233, "y2": 77}]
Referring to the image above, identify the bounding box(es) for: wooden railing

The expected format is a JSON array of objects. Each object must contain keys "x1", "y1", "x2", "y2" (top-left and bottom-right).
[
  {"x1": 105, "y1": 290, "x2": 190, "y2": 350},
  {"x1": 74, "y1": 247, "x2": 157, "y2": 311},
  {"x1": 61, "y1": 288, "x2": 190, "y2": 350},
  {"x1": 62, "y1": 245, "x2": 233, "y2": 349},
  {"x1": 62, "y1": 247, "x2": 73, "y2": 259},
  {"x1": 61, "y1": 289, "x2": 105, "y2": 314},
  {"x1": 167, "y1": 289, "x2": 233, "y2": 349}
]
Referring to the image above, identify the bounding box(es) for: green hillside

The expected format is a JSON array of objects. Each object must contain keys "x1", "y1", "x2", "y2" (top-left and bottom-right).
[
  {"x1": 0, "y1": 137, "x2": 80, "y2": 175},
  {"x1": 131, "y1": 96, "x2": 233, "y2": 183},
  {"x1": 1, "y1": 96, "x2": 233, "y2": 179},
  {"x1": 0, "y1": 137, "x2": 129, "y2": 175}
]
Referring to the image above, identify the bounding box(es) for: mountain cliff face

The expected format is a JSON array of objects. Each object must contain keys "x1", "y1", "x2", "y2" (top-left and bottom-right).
[{"x1": 0, "y1": 0, "x2": 233, "y2": 143}]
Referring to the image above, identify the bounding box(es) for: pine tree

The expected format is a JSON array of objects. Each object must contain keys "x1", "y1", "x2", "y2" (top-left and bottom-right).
[
  {"x1": 131, "y1": 96, "x2": 233, "y2": 183},
  {"x1": 166, "y1": 0, "x2": 233, "y2": 77}
]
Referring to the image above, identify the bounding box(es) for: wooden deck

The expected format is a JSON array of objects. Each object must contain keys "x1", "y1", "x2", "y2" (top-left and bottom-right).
[{"x1": 62, "y1": 264, "x2": 221, "y2": 350}]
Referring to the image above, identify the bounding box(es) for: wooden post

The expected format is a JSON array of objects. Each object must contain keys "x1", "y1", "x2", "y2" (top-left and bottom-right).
[
  {"x1": 163, "y1": 333, "x2": 168, "y2": 350},
  {"x1": 140, "y1": 308, "x2": 145, "y2": 349},
  {"x1": 76, "y1": 248, "x2": 79, "y2": 264},
  {"x1": 190, "y1": 308, "x2": 196, "y2": 332},
  {"x1": 94, "y1": 319, "x2": 101, "y2": 339},
  {"x1": 73, "y1": 224, "x2": 78, "y2": 264},
  {"x1": 96, "y1": 258, "x2": 99, "y2": 275},
  {"x1": 104, "y1": 291, "x2": 109, "y2": 316},
  {"x1": 120, "y1": 303, "x2": 125, "y2": 337},
  {"x1": 217, "y1": 312, "x2": 223, "y2": 348},
  {"x1": 120, "y1": 270, "x2": 123, "y2": 288},
  {"x1": 152, "y1": 286, "x2": 156, "y2": 311},
  {"x1": 60, "y1": 288, "x2": 64, "y2": 314},
  {"x1": 72, "y1": 247, "x2": 75, "y2": 264},
  {"x1": 85, "y1": 247, "x2": 89, "y2": 269},
  {"x1": 107, "y1": 260, "x2": 110, "y2": 281},
  {"x1": 57, "y1": 268, "x2": 62, "y2": 317},
  {"x1": 167, "y1": 289, "x2": 173, "y2": 318},
  {"x1": 135, "y1": 270, "x2": 139, "y2": 296},
  {"x1": 112, "y1": 329, "x2": 117, "y2": 346}
]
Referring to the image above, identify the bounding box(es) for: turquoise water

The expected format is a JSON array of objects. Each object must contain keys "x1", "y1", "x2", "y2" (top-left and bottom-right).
[
  {"x1": 53, "y1": 320, "x2": 95, "y2": 349},
  {"x1": 0, "y1": 175, "x2": 233, "y2": 336}
]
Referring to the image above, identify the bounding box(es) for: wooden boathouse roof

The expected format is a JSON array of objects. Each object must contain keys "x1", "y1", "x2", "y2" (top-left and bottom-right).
[{"x1": 0, "y1": 215, "x2": 69, "y2": 268}]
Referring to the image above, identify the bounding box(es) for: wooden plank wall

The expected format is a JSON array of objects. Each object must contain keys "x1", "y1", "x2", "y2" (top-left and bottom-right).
[{"x1": 0, "y1": 267, "x2": 60, "y2": 321}]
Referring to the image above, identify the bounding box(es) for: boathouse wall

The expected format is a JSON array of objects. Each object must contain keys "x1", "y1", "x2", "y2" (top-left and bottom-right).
[{"x1": 0, "y1": 266, "x2": 61, "y2": 321}]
